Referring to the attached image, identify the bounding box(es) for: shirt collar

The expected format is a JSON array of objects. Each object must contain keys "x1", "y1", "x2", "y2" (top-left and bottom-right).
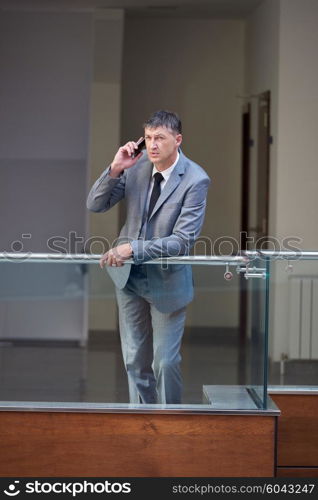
[{"x1": 152, "y1": 152, "x2": 180, "y2": 181}]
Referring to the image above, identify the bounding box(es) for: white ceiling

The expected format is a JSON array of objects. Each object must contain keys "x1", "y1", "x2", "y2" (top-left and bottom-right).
[{"x1": 0, "y1": 0, "x2": 264, "y2": 19}]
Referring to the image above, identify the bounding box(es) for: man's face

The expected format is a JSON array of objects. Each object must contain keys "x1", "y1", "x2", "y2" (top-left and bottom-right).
[{"x1": 144, "y1": 126, "x2": 182, "y2": 168}]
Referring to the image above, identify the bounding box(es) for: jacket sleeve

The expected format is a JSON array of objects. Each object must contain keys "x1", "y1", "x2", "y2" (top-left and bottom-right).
[
  {"x1": 130, "y1": 176, "x2": 211, "y2": 263},
  {"x1": 86, "y1": 166, "x2": 126, "y2": 213}
]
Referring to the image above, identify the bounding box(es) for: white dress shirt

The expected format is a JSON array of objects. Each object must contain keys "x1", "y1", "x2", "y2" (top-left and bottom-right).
[{"x1": 145, "y1": 152, "x2": 180, "y2": 216}]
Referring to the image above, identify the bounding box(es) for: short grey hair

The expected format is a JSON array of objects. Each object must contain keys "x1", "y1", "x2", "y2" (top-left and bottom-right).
[{"x1": 143, "y1": 110, "x2": 182, "y2": 134}]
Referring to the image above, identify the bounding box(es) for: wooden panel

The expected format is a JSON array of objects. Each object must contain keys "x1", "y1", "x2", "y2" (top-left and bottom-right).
[
  {"x1": 0, "y1": 412, "x2": 276, "y2": 477},
  {"x1": 271, "y1": 394, "x2": 318, "y2": 467},
  {"x1": 277, "y1": 467, "x2": 318, "y2": 477}
]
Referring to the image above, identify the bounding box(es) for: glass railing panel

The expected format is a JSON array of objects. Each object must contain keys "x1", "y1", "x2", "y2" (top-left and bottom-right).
[
  {"x1": 265, "y1": 252, "x2": 318, "y2": 388},
  {"x1": 245, "y1": 255, "x2": 270, "y2": 409},
  {"x1": 0, "y1": 254, "x2": 269, "y2": 411}
]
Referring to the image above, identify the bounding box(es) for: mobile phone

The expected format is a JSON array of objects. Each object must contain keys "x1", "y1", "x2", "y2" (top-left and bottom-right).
[{"x1": 132, "y1": 137, "x2": 145, "y2": 158}]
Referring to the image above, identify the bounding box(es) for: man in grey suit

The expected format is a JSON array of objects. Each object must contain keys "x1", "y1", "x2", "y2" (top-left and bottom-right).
[{"x1": 87, "y1": 110, "x2": 210, "y2": 404}]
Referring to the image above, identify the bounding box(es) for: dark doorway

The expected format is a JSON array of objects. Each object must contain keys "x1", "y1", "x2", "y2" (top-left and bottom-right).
[{"x1": 243, "y1": 91, "x2": 271, "y2": 247}]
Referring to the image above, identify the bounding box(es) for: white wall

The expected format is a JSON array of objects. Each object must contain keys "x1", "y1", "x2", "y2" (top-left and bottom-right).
[
  {"x1": 246, "y1": 0, "x2": 318, "y2": 361},
  {"x1": 245, "y1": 0, "x2": 280, "y2": 237},
  {"x1": 245, "y1": 0, "x2": 280, "y2": 358},
  {"x1": 276, "y1": 0, "x2": 318, "y2": 247},
  {"x1": 272, "y1": 0, "x2": 318, "y2": 361},
  {"x1": 0, "y1": 11, "x2": 93, "y2": 251},
  {"x1": 121, "y1": 17, "x2": 245, "y2": 327},
  {"x1": 87, "y1": 10, "x2": 124, "y2": 331},
  {"x1": 0, "y1": 10, "x2": 94, "y2": 341},
  {"x1": 0, "y1": 11, "x2": 92, "y2": 161}
]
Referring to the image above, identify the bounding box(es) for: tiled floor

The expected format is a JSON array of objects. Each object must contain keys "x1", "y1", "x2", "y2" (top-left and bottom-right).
[
  {"x1": 0, "y1": 331, "x2": 317, "y2": 404},
  {"x1": 0, "y1": 329, "x2": 242, "y2": 404}
]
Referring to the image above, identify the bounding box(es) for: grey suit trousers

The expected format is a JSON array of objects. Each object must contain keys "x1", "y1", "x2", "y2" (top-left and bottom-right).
[{"x1": 115, "y1": 264, "x2": 186, "y2": 404}]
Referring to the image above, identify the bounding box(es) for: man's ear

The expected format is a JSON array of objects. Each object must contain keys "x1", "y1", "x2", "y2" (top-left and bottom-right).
[{"x1": 176, "y1": 134, "x2": 183, "y2": 147}]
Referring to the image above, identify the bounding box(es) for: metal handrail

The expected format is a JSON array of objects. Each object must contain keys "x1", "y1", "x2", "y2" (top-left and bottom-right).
[
  {"x1": 0, "y1": 253, "x2": 250, "y2": 266},
  {"x1": 256, "y1": 250, "x2": 318, "y2": 259},
  {"x1": 1, "y1": 250, "x2": 317, "y2": 264}
]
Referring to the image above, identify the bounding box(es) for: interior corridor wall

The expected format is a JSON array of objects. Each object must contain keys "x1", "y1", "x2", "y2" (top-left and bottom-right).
[
  {"x1": 245, "y1": 0, "x2": 280, "y2": 360},
  {"x1": 276, "y1": 0, "x2": 318, "y2": 248},
  {"x1": 272, "y1": 0, "x2": 318, "y2": 362},
  {"x1": 87, "y1": 10, "x2": 124, "y2": 332},
  {"x1": 0, "y1": 10, "x2": 92, "y2": 252},
  {"x1": 0, "y1": 10, "x2": 93, "y2": 341},
  {"x1": 246, "y1": 0, "x2": 318, "y2": 361}
]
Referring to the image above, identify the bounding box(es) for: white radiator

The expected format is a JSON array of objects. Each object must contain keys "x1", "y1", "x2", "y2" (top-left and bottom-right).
[{"x1": 288, "y1": 276, "x2": 318, "y2": 359}]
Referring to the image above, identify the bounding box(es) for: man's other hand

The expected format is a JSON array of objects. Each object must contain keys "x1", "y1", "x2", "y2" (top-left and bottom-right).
[{"x1": 99, "y1": 243, "x2": 133, "y2": 268}]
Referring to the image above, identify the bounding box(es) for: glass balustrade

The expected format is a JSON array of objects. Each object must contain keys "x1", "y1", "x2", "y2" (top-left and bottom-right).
[
  {"x1": 260, "y1": 251, "x2": 318, "y2": 390},
  {"x1": 0, "y1": 253, "x2": 270, "y2": 411}
]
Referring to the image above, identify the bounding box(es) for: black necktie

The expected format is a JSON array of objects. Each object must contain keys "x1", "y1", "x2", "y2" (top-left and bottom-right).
[{"x1": 148, "y1": 172, "x2": 164, "y2": 219}]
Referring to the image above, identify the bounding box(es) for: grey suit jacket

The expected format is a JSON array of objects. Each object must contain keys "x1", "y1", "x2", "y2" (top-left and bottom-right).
[{"x1": 87, "y1": 149, "x2": 211, "y2": 313}]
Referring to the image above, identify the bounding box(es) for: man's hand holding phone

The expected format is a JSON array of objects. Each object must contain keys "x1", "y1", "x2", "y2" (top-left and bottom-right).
[{"x1": 109, "y1": 137, "x2": 145, "y2": 178}]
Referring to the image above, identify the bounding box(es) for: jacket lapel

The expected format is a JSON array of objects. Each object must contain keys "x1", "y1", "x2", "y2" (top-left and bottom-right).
[{"x1": 134, "y1": 155, "x2": 153, "y2": 217}]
